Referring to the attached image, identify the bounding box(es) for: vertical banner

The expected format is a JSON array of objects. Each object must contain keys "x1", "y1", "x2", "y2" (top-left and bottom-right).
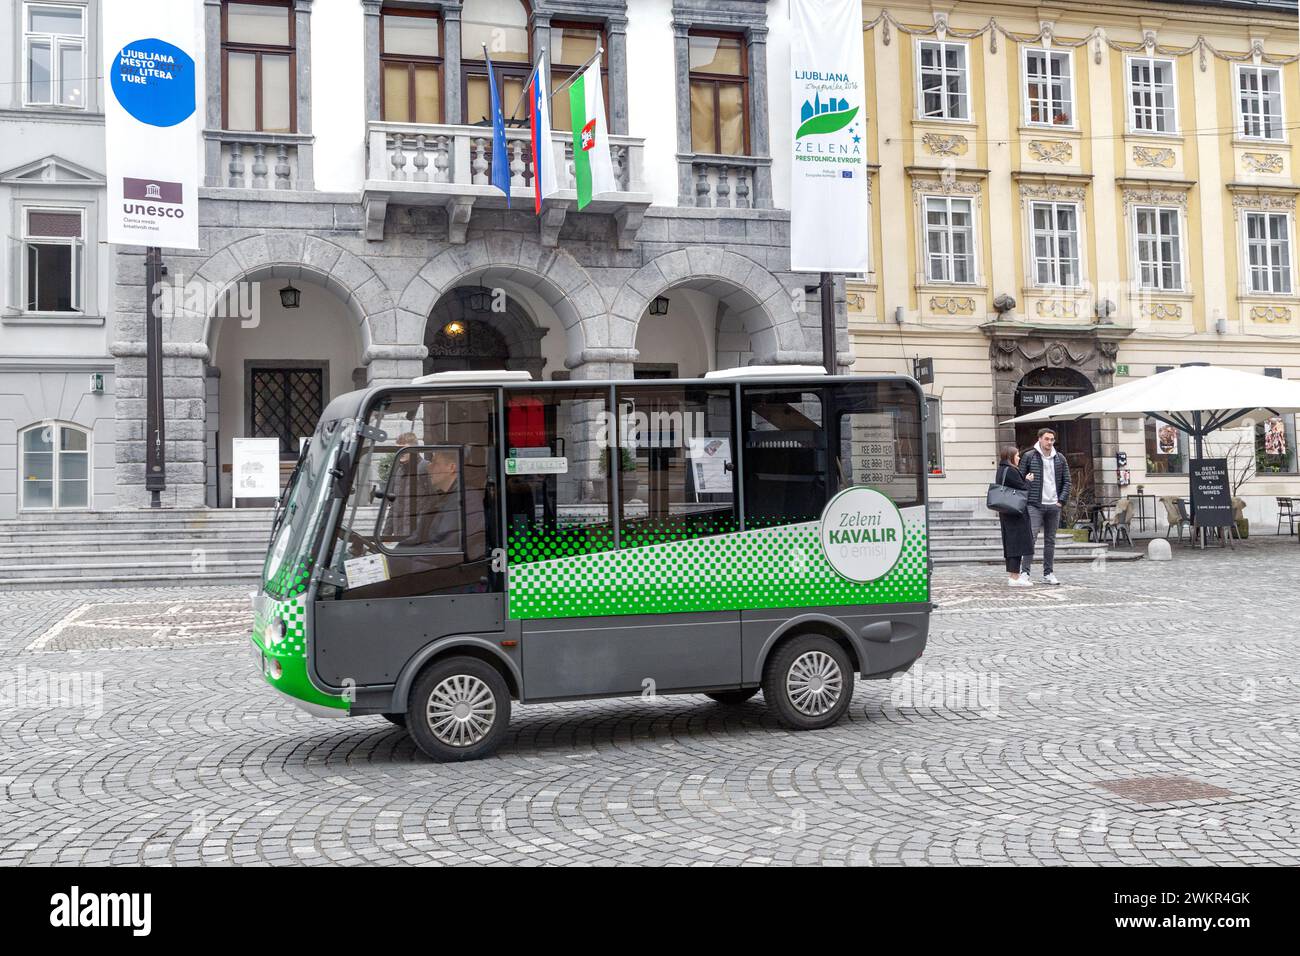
[
  {"x1": 790, "y1": 0, "x2": 870, "y2": 273},
  {"x1": 103, "y1": 0, "x2": 203, "y2": 249}
]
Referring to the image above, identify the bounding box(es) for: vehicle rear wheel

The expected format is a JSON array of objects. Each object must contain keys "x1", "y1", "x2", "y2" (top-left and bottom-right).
[
  {"x1": 382, "y1": 713, "x2": 407, "y2": 729},
  {"x1": 407, "y1": 656, "x2": 511, "y2": 762},
  {"x1": 705, "y1": 688, "x2": 760, "y2": 705},
  {"x1": 762, "y1": 634, "x2": 854, "y2": 731}
]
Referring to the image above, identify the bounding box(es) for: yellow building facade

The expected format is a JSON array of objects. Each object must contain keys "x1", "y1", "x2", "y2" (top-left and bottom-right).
[{"x1": 849, "y1": 0, "x2": 1300, "y2": 533}]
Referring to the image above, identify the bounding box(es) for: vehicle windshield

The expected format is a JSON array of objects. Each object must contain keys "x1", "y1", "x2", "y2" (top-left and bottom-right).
[{"x1": 262, "y1": 417, "x2": 353, "y2": 598}]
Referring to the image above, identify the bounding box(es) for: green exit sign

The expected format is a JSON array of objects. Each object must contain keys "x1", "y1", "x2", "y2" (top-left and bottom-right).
[{"x1": 1115, "y1": 364, "x2": 1130, "y2": 377}]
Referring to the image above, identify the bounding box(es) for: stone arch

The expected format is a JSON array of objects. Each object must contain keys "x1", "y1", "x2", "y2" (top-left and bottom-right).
[
  {"x1": 399, "y1": 237, "x2": 608, "y2": 371},
  {"x1": 190, "y1": 233, "x2": 397, "y2": 362},
  {"x1": 424, "y1": 291, "x2": 548, "y2": 379},
  {"x1": 611, "y1": 248, "x2": 803, "y2": 366}
]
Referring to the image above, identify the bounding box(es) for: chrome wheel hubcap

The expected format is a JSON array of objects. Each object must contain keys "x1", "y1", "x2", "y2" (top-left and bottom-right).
[
  {"x1": 426, "y1": 674, "x2": 496, "y2": 747},
  {"x1": 786, "y1": 650, "x2": 843, "y2": 717}
]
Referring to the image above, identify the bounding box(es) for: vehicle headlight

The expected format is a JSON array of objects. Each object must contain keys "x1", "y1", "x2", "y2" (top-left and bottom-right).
[{"x1": 267, "y1": 658, "x2": 283, "y2": 680}]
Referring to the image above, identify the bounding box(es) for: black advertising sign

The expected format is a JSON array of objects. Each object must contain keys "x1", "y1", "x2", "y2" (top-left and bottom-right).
[{"x1": 1190, "y1": 458, "x2": 1233, "y2": 527}]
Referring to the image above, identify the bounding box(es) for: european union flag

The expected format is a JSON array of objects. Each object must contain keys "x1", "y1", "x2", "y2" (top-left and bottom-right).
[{"x1": 486, "y1": 53, "x2": 510, "y2": 207}]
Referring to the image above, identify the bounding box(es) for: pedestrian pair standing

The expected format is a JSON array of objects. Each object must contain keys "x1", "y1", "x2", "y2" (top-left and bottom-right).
[{"x1": 993, "y1": 428, "x2": 1071, "y2": 587}]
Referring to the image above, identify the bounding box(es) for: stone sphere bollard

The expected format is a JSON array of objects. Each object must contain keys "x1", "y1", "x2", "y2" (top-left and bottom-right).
[{"x1": 1147, "y1": 538, "x2": 1173, "y2": 561}]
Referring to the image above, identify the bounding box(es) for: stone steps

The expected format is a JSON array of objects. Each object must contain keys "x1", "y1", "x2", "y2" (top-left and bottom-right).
[{"x1": 926, "y1": 507, "x2": 1139, "y2": 565}]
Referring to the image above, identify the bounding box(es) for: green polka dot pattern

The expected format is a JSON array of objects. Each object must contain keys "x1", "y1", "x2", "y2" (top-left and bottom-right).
[
  {"x1": 507, "y1": 507, "x2": 929, "y2": 619},
  {"x1": 264, "y1": 556, "x2": 312, "y2": 599}
]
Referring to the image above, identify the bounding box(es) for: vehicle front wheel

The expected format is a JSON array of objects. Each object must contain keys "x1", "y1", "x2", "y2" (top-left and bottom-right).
[
  {"x1": 761, "y1": 634, "x2": 854, "y2": 731},
  {"x1": 407, "y1": 656, "x2": 511, "y2": 762},
  {"x1": 705, "y1": 688, "x2": 760, "y2": 706}
]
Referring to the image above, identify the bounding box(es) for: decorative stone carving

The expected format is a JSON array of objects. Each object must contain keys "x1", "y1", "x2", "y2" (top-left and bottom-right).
[
  {"x1": 1243, "y1": 153, "x2": 1284, "y2": 175},
  {"x1": 911, "y1": 178, "x2": 982, "y2": 201},
  {"x1": 1250, "y1": 305, "x2": 1292, "y2": 323},
  {"x1": 1231, "y1": 192, "x2": 1296, "y2": 212},
  {"x1": 1142, "y1": 302, "x2": 1183, "y2": 320},
  {"x1": 1133, "y1": 145, "x2": 1175, "y2": 168},
  {"x1": 1121, "y1": 187, "x2": 1189, "y2": 211},
  {"x1": 1028, "y1": 140, "x2": 1072, "y2": 164},
  {"x1": 929, "y1": 296, "x2": 976, "y2": 315},
  {"x1": 1035, "y1": 298, "x2": 1079, "y2": 319},
  {"x1": 922, "y1": 132, "x2": 968, "y2": 157},
  {"x1": 1019, "y1": 182, "x2": 1087, "y2": 204}
]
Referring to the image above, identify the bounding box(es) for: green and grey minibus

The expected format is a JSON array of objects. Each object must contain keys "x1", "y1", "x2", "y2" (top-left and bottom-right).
[{"x1": 250, "y1": 368, "x2": 931, "y2": 761}]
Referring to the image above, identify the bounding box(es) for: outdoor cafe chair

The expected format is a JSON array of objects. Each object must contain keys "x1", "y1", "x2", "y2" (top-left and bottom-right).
[
  {"x1": 1104, "y1": 499, "x2": 1134, "y2": 548},
  {"x1": 1278, "y1": 497, "x2": 1297, "y2": 536},
  {"x1": 1161, "y1": 496, "x2": 1190, "y2": 541}
]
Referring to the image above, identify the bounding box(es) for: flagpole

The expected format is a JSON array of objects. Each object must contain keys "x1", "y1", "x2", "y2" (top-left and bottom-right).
[
  {"x1": 550, "y1": 47, "x2": 604, "y2": 101},
  {"x1": 506, "y1": 47, "x2": 546, "y2": 122}
]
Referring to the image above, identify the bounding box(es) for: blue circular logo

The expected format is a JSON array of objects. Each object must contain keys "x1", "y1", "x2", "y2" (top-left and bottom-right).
[{"x1": 111, "y1": 38, "x2": 196, "y2": 128}]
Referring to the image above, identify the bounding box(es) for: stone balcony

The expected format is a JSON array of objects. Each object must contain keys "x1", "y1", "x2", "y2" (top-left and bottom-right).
[{"x1": 361, "y1": 121, "x2": 653, "y2": 248}]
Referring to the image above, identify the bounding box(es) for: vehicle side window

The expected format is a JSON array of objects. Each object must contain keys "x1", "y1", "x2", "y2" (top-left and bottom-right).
[
  {"x1": 741, "y1": 387, "x2": 828, "y2": 527},
  {"x1": 831, "y1": 382, "x2": 926, "y2": 508},
  {"x1": 325, "y1": 390, "x2": 500, "y2": 600},
  {"x1": 615, "y1": 383, "x2": 738, "y2": 546},
  {"x1": 505, "y1": 387, "x2": 613, "y2": 562}
]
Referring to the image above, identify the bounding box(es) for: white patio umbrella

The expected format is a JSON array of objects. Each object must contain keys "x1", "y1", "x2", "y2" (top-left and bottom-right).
[
  {"x1": 1005, "y1": 364, "x2": 1300, "y2": 541},
  {"x1": 1005, "y1": 364, "x2": 1300, "y2": 459}
]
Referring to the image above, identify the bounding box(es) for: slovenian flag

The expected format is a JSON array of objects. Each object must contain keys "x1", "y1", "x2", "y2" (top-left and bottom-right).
[
  {"x1": 567, "y1": 61, "x2": 616, "y2": 210},
  {"x1": 486, "y1": 53, "x2": 510, "y2": 207},
  {"x1": 530, "y1": 51, "x2": 559, "y2": 214}
]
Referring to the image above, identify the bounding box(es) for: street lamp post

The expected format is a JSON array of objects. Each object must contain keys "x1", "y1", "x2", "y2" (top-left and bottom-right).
[{"x1": 145, "y1": 246, "x2": 166, "y2": 508}]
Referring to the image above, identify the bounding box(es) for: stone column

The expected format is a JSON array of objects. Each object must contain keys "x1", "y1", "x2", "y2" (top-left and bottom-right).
[
  {"x1": 672, "y1": 20, "x2": 695, "y2": 206},
  {"x1": 203, "y1": 0, "x2": 223, "y2": 187},
  {"x1": 362, "y1": 0, "x2": 382, "y2": 124},
  {"x1": 745, "y1": 26, "x2": 772, "y2": 209},
  {"x1": 293, "y1": 0, "x2": 315, "y2": 189},
  {"x1": 364, "y1": 345, "x2": 429, "y2": 386},
  {"x1": 443, "y1": 2, "x2": 464, "y2": 125},
  {"x1": 606, "y1": 15, "x2": 629, "y2": 135}
]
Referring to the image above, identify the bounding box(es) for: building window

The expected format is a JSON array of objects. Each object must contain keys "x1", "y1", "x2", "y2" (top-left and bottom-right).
[
  {"x1": 250, "y1": 366, "x2": 324, "y2": 457},
  {"x1": 1238, "y1": 65, "x2": 1284, "y2": 141},
  {"x1": 551, "y1": 21, "x2": 607, "y2": 133},
  {"x1": 222, "y1": 0, "x2": 296, "y2": 133},
  {"x1": 462, "y1": 0, "x2": 531, "y2": 126},
  {"x1": 918, "y1": 41, "x2": 968, "y2": 121},
  {"x1": 1030, "y1": 201, "x2": 1081, "y2": 287},
  {"x1": 1025, "y1": 48, "x2": 1072, "y2": 126},
  {"x1": 1145, "y1": 417, "x2": 1188, "y2": 475},
  {"x1": 1134, "y1": 206, "x2": 1182, "y2": 291},
  {"x1": 1257, "y1": 414, "x2": 1299, "y2": 474},
  {"x1": 924, "y1": 195, "x2": 976, "y2": 284},
  {"x1": 23, "y1": 3, "x2": 85, "y2": 108},
  {"x1": 1244, "y1": 211, "x2": 1293, "y2": 295},
  {"x1": 688, "y1": 31, "x2": 749, "y2": 156},
  {"x1": 925, "y1": 397, "x2": 943, "y2": 476},
  {"x1": 380, "y1": 7, "x2": 442, "y2": 124},
  {"x1": 20, "y1": 422, "x2": 90, "y2": 510},
  {"x1": 1128, "y1": 57, "x2": 1176, "y2": 133},
  {"x1": 22, "y1": 207, "x2": 83, "y2": 313}
]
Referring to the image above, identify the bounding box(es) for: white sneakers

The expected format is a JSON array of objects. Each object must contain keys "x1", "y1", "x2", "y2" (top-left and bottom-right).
[
  {"x1": 1008, "y1": 575, "x2": 1034, "y2": 587},
  {"x1": 1043, "y1": 573, "x2": 1061, "y2": 586}
]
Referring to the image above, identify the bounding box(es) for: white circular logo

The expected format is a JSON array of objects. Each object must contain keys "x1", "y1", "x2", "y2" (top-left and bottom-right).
[{"x1": 819, "y1": 487, "x2": 905, "y2": 582}]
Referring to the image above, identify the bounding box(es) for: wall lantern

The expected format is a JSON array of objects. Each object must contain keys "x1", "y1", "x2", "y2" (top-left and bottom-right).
[
  {"x1": 467, "y1": 284, "x2": 492, "y2": 313},
  {"x1": 649, "y1": 295, "x2": 670, "y2": 316},
  {"x1": 443, "y1": 320, "x2": 466, "y2": 337},
  {"x1": 279, "y1": 282, "x2": 301, "y2": 309}
]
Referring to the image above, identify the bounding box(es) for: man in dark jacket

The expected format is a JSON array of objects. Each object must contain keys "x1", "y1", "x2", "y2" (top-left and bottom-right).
[{"x1": 1019, "y1": 427, "x2": 1071, "y2": 585}]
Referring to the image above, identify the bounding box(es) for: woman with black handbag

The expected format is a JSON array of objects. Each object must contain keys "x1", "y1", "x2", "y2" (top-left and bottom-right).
[{"x1": 995, "y1": 446, "x2": 1035, "y2": 587}]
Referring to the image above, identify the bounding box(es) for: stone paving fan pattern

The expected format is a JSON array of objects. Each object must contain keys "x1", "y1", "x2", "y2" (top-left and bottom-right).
[{"x1": 0, "y1": 538, "x2": 1297, "y2": 865}]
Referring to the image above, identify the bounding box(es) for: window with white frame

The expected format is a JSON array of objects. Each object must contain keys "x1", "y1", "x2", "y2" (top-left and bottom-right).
[
  {"x1": 1025, "y1": 49, "x2": 1073, "y2": 126},
  {"x1": 924, "y1": 196, "x2": 976, "y2": 284},
  {"x1": 19, "y1": 421, "x2": 90, "y2": 509},
  {"x1": 1134, "y1": 205, "x2": 1183, "y2": 291},
  {"x1": 24, "y1": 3, "x2": 86, "y2": 108},
  {"x1": 1244, "y1": 210, "x2": 1292, "y2": 294},
  {"x1": 1238, "y1": 65, "x2": 1284, "y2": 141},
  {"x1": 1030, "y1": 201, "x2": 1081, "y2": 287},
  {"x1": 918, "y1": 41, "x2": 968, "y2": 120},
  {"x1": 22, "y1": 208, "x2": 84, "y2": 313},
  {"x1": 1128, "y1": 57, "x2": 1176, "y2": 133}
]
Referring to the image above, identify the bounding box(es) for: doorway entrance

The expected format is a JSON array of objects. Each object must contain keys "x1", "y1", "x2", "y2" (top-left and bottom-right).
[{"x1": 1014, "y1": 366, "x2": 1096, "y2": 519}]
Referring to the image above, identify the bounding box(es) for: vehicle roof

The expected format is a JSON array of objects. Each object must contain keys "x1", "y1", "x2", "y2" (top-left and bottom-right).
[{"x1": 320, "y1": 371, "x2": 923, "y2": 429}]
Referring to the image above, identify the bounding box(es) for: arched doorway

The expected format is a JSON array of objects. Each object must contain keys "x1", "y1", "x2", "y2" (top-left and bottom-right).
[
  {"x1": 423, "y1": 286, "x2": 548, "y2": 378},
  {"x1": 1014, "y1": 366, "x2": 1097, "y2": 513}
]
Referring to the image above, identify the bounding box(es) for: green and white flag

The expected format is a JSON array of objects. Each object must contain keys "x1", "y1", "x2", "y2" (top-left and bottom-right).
[{"x1": 568, "y1": 62, "x2": 616, "y2": 210}]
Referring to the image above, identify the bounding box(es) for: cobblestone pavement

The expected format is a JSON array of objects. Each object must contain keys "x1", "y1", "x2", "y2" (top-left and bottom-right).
[{"x1": 1, "y1": 538, "x2": 1297, "y2": 865}]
